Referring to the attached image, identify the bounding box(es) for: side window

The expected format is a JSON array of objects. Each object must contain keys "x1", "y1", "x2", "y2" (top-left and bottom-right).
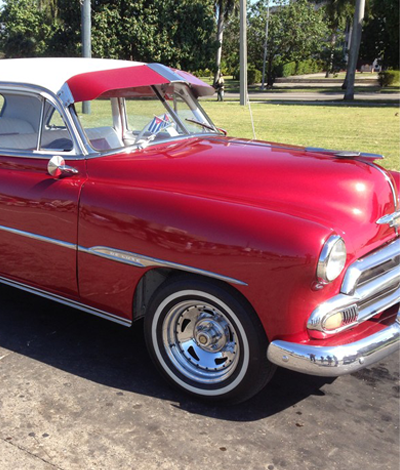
[
  {"x1": 0, "y1": 92, "x2": 41, "y2": 151},
  {"x1": 40, "y1": 101, "x2": 73, "y2": 152}
]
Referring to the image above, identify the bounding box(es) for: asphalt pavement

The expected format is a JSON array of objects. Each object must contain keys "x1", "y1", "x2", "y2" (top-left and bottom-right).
[
  {"x1": 0, "y1": 284, "x2": 399, "y2": 470},
  {"x1": 212, "y1": 90, "x2": 400, "y2": 104}
]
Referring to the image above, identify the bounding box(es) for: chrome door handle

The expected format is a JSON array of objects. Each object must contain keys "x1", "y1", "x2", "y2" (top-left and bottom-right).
[{"x1": 48, "y1": 156, "x2": 79, "y2": 178}]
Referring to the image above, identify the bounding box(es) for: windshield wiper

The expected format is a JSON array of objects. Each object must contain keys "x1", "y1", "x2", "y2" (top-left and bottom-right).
[
  {"x1": 185, "y1": 119, "x2": 219, "y2": 133},
  {"x1": 185, "y1": 119, "x2": 227, "y2": 136}
]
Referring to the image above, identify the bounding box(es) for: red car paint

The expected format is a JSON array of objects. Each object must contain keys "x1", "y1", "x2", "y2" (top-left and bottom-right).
[
  {"x1": 0, "y1": 59, "x2": 398, "y2": 381},
  {"x1": 75, "y1": 137, "x2": 398, "y2": 343}
]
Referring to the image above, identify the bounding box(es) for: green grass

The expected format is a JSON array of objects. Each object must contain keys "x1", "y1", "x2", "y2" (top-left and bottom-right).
[
  {"x1": 201, "y1": 101, "x2": 400, "y2": 171},
  {"x1": 77, "y1": 99, "x2": 400, "y2": 171}
]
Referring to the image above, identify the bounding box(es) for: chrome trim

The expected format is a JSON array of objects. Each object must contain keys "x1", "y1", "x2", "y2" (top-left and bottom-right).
[
  {"x1": 341, "y1": 239, "x2": 400, "y2": 295},
  {"x1": 0, "y1": 83, "x2": 84, "y2": 157},
  {"x1": 0, "y1": 224, "x2": 245, "y2": 287},
  {"x1": 147, "y1": 63, "x2": 190, "y2": 86},
  {"x1": 268, "y1": 312, "x2": 400, "y2": 376},
  {"x1": 317, "y1": 235, "x2": 346, "y2": 283},
  {"x1": 58, "y1": 83, "x2": 74, "y2": 107},
  {"x1": 37, "y1": 95, "x2": 45, "y2": 151},
  {"x1": 0, "y1": 275, "x2": 131, "y2": 327},
  {"x1": 377, "y1": 211, "x2": 400, "y2": 229},
  {"x1": 309, "y1": 239, "x2": 400, "y2": 335},
  {"x1": 363, "y1": 161, "x2": 399, "y2": 214},
  {"x1": 0, "y1": 224, "x2": 76, "y2": 250},
  {"x1": 79, "y1": 246, "x2": 248, "y2": 286},
  {"x1": 305, "y1": 146, "x2": 384, "y2": 160},
  {"x1": 47, "y1": 155, "x2": 79, "y2": 177}
]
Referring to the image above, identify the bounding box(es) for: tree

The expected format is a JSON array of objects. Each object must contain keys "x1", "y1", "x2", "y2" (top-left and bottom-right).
[
  {"x1": 247, "y1": 0, "x2": 328, "y2": 86},
  {"x1": 309, "y1": 0, "x2": 354, "y2": 77},
  {"x1": 0, "y1": 0, "x2": 53, "y2": 57},
  {"x1": 0, "y1": 0, "x2": 218, "y2": 71},
  {"x1": 343, "y1": 0, "x2": 365, "y2": 100},
  {"x1": 214, "y1": 0, "x2": 238, "y2": 83},
  {"x1": 359, "y1": 0, "x2": 400, "y2": 69}
]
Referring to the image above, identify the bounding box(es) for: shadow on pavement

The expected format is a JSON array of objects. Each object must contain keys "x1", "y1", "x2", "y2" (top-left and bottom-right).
[{"x1": 0, "y1": 284, "x2": 335, "y2": 422}]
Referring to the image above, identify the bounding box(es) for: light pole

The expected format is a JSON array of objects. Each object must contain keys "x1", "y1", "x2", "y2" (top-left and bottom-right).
[
  {"x1": 81, "y1": 0, "x2": 91, "y2": 114},
  {"x1": 260, "y1": 0, "x2": 270, "y2": 90},
  {"x1": 239, "y1": 0, "x2": 248, "y2": 106}
]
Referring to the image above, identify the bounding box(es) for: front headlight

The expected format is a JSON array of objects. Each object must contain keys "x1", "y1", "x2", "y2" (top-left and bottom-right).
[{"x1": 317, "y1": 235, "x2": 347, "y2": 283}]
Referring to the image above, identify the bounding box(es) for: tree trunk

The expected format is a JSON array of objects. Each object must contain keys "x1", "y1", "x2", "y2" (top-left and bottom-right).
[
  {"x1": 266, "y1": 54, "x2": 274, "y2": 87},
  {"x1": 325, "y1": 32, "x2": 337, "y2": 78},
  {"x1": 214, "y1": 2, "x2": 225, "y2": 85},
  {"x1": 343, "y1": 0, "x2": 365, "y2": 100}
]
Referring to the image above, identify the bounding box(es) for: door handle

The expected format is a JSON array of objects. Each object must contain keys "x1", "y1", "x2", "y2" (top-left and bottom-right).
[{"x1": 47, "y1": 156, "x2": 79, "y2": 178}]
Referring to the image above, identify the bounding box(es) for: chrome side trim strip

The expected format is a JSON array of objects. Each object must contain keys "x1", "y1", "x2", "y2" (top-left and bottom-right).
[
  {"x1": 0, "y1": 225, "x2": 247, "y2": 286},
  {"x1": 0, "y1": 224, "x2": 76, "y2": 250},
  {"x1": 0, "y1": 276, "x2": 131, "y2": 327},
  {"x1": 268, "y1": 312, "x2": 400, "y2": 377},
  {"x1": 79, "y1": 245, "x2": 248, "y2": 286}
]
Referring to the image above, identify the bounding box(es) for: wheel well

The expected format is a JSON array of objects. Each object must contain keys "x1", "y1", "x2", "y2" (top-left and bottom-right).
[{"x1": 132, "y1": 268, "x2": 257, "y2": 324}]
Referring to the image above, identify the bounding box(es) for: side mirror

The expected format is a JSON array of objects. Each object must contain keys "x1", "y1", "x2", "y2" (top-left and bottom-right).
[{"x1": 47, "y1": 156, "x2": 79, "y2": 178}]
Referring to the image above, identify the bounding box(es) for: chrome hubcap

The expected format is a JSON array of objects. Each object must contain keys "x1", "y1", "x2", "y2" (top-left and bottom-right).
[{"x1": 162, "y1": 300, "x2": 240, "y2": 384}]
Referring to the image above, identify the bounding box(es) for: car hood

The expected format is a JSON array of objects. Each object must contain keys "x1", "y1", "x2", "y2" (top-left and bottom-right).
[{"x1": 96, "y1": 136, "x2": 398, "y2": 258}]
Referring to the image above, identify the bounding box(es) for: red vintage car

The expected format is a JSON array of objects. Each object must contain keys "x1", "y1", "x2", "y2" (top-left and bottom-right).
[{"x1": 0, "y1": 58, "x2": 399, "y2": 404}]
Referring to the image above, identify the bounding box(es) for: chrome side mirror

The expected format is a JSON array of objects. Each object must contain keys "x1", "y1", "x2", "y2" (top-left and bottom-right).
[{"x1": 47, "y1": 156, "x2": 79, "y2": 178}]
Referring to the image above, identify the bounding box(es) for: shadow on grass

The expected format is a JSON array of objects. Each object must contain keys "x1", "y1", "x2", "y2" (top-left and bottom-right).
[{"x1": 0, "y1": 283, "x2": 334, "y2": 422}]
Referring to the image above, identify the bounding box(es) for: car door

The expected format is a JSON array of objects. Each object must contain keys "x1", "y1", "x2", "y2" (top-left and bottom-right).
[{"x1": 0, "y1": 87, "x2": 86, "y2": 297}]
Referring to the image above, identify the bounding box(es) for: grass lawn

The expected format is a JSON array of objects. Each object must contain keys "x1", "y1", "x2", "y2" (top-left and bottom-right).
[
  {"x1": 201, "y1": 101, "x2": 400, "y2": 171},
  {"x1": 78, "y1": 99, "x2": 399, "y2": 171}
]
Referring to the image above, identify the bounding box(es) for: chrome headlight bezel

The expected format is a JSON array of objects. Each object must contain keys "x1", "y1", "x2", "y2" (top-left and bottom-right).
[{"x1": 317, "y1": 235, "x2": 347, "y2": 283}]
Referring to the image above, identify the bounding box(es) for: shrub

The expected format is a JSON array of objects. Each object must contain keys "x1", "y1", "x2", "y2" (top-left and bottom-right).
[
  {"x1": 247, "y1": 66, "x2": 262, "y2": 85},
  {"x1": 378, "y1": 70, "x2": 400, "y2": 87},
  {"x1": 232, "y1": 66, "x2": 262, "y2": 84},
  {"x1": 275, "y1": 60, "x2": 324, "y2": 78}
]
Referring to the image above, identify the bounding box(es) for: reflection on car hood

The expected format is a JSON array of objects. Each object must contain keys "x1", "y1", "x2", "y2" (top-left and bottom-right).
[{"x1": 94, "y1": 136, "x2": 399, "y2": 258}]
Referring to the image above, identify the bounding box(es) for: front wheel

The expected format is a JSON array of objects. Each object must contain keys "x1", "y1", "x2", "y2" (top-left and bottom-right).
[{"x1": 144, "y1": 277, "x2": 276, "y2": 404}]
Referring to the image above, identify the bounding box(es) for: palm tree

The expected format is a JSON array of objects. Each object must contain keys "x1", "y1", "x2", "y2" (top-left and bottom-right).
[{"x1": 214, "y1": 0, "x2": 238, "y2": 84}]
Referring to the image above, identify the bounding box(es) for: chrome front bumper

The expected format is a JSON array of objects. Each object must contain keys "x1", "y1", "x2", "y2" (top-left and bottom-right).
[{"x1": 267, "y1": 312, "x2": 400, "y2": 376}]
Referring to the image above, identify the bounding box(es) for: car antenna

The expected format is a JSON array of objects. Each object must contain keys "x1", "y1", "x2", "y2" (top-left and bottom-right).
[{"x1": 247, "y1": 93, "x2": 256, "y2": 140}]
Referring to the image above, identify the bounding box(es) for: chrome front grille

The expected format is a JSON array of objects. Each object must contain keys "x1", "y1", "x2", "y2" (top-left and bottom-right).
[
  {"x1": 341, "y1": 238, "x2": 400, "y2": 323},
  {"x1": 308, "y1": 238, "x2": 400, "y2": 337},
  {"x1": 342, "y1": 305, "x2": 359, "y2": 325}
]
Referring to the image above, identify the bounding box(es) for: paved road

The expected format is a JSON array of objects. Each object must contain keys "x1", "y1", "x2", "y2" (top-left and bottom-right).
[
  {"x1": 0, "y1": 284, "x2": 398, "y2": 470},
  {"x1": 218, "y1": 91, "x2": 400, "y2": 103}
]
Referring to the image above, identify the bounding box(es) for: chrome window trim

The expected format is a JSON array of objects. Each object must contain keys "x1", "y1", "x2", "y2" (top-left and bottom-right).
[
  {"x1": 0, "y1": 82, "x2": 85, "y2": 157},
  {"x1": 0, "y1": 275, "x2": 131, "y2": 327},
  {"x1": 79, "y1": 246, "x2": 248, "y2": 286}
]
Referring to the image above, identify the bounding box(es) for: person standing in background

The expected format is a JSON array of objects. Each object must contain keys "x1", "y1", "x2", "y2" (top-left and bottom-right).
[{"x1": 216, "y1": 73, "x2": 225, "y2": 101}]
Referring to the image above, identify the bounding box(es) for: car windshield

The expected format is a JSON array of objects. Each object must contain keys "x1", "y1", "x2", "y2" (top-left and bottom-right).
[{"x1": 75, "y1": 83, "x2": 219, "y2": 152}]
